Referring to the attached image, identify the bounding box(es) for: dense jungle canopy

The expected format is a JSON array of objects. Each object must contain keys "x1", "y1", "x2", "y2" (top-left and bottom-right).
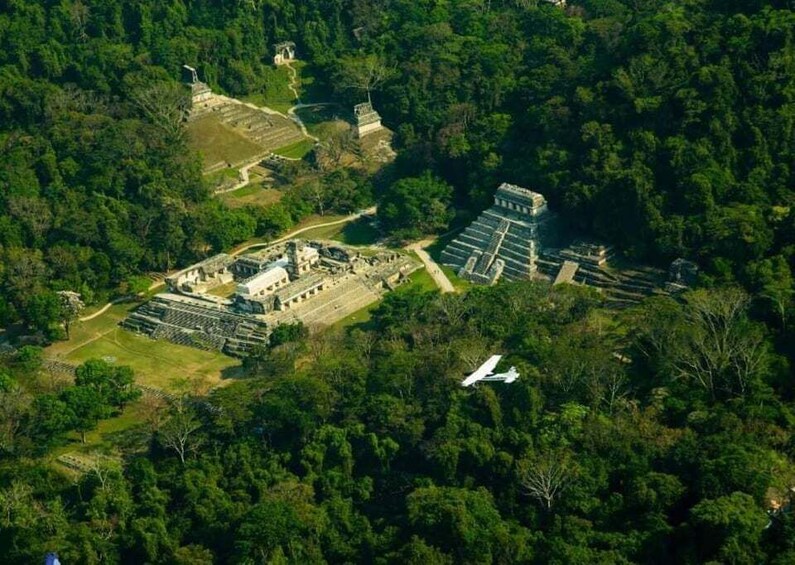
[{"x1": 0, "y1": 1, "x2": 794, "y2": 563}]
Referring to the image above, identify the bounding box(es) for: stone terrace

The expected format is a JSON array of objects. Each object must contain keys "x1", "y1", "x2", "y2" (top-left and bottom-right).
[{"x1": 189, "y1": 94, "x2": 305, "y2": 156}]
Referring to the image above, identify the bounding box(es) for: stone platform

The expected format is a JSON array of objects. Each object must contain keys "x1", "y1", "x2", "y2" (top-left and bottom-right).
[{"x1": 122, "y1": 240, "x2": 420, "y2": 356}]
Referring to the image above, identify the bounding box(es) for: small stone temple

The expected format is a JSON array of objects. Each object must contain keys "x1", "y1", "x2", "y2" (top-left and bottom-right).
[
  {"x1": 354, "y1": 102, "x2": 383, "y2": 138},
  {"x1": 441, "y1": 183, "x2": 554, "y2": 285},
  {"x1": 666, "y1": 258, "x2": 699, "y2": 292},
  {"x1": 273, "y1": 42, "x2": 296, "y2": 65},
  {"x1": 123, "y1": 240, "x2": 419, "y2": 357},
  {"x1": 183, "y1": 65, "x2": 212, "y2": 107}
]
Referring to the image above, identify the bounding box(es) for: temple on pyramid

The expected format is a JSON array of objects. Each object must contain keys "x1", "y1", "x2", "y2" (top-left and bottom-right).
[{"x1": 440, "y1": 183, "x2": 555, "y2": 285}]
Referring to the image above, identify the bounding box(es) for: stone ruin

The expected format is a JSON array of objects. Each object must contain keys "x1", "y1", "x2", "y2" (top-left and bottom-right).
[
  {"x1": 273, "y1": 41, "x2": 296, "y2": 66},
  {"x1": 182, "y1": 62, "x2": 304, "y2": 173},
  {"x1": 441, "y1": 183, "x2": 555, "y2": 285},
  {"x1": 183, "y1": 65, "x2": 212, "y2": 108},
  {"x1": 442, "y1": 182, "x2": 672, "y2": 307},
  {"x1": 666, "y1": 258, "x2": 699, "y2": 293},
  {"x1": 354, "y1": 102, "x2": 383, "y2": 138},
  {"x1": 122, "y1": 240, "x2": 420, "y2": 357}
]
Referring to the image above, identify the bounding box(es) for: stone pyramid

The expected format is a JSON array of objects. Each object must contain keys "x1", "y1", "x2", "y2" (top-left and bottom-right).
[{"x1": 441, "y1": 183, "x2": 554, "y2": 285}]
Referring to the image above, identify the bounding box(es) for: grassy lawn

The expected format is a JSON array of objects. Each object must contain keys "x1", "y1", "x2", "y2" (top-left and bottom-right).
[
  {"x1": 338, "y1": 218, "x2": 381, "y2": 245},
  {"x1": 244, "y1": 93, "x2": 294, "y2": 115},
  {"x1": 281, "y1": 220, "x2": 346, "y2": 242},
  {"x1": 273, "y1": 138, "x2": 315, "y2": 159},
  {"x1": 295, "y1": 62, "x2": 330, "y2": 102},
  {"x1": 206, "y1": 281, "x2": 238, "y2": 298},
  {"x1": 243, "y1": 66, "x2": 296, "y2": 114},
  {"x1": 205, "y1": 167, "x2": 240, "y2": 183},
  {"x1": 49, "y1": 400, "x2": 151, "y2": 460},
  {"x1": 205, "y1": 167, "x2": 241, "y2": 192},
  {"x1": 293, "y1": 216, "x2": 380, "y2": 245},
  {"x1": 404, "y1": 261, "x2": 442, "y2": 293},
  {"x1": 63, "y1": 327, "x2": 240, "y2": 391},
  {"x1": 330, "y1": 265, "x2": 434, "y2": 331},
  {"x1": 187, "y1": 115, "x2": 265, "y2": 169},
  {"x1": 421, "y1": 229, "x2": 473, "y2": 291},
  {"x1": 219, "y1": 184, "x2": 283, "y2": 209},
  {"x1": 46, "y1": 302, "x2": 241, "y2": 393},
  {"x1": 330, "y1": 302, "x2": 376, "y2": 331},
  {"x1": 49, "y1": 303, "x2": 136, "y2": 357},
  {"x1": 439, "y1": 264, "x2": 472, "y2": 292},
  {"x1": 295, "y1": 105, "x2": 350, "y2": 139}
]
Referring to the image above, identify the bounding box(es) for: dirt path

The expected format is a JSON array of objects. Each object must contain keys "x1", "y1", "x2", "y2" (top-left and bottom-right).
[
  {"x1": 406, "y1": 240, "x2": 456, "y2": 293},
  {"x1": 283, "y1": 62, "x2": 322, "y2": 143},
  {"x1": 232, "y1": 206, "x2": 377, "y2": 255},
  {"x1": 219, "y1": 62, "x2": 324, "y2": 193},
  {"x1": 79, "y1": 276, "x2": 166, "y2": 323}
]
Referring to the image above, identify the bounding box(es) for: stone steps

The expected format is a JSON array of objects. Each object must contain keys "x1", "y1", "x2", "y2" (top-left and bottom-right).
[{"x1": 121, "y1": 295, "x2": 270, "y2": 357}]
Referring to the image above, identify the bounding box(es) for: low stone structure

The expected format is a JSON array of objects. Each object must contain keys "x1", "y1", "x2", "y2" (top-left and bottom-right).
[
  {"x1": 354, "y1": 102, "x2": 383, "y2": 138},
  {"x1": 123, "y1": 240, "x2": 420, "y2": 356},
  {"x1": 273, "y1": 42, "x2": 296, "y2": 65},
  {"x1": 666, "y1": 258, "x2": 699, "y2": 293},
  {"x1": 167, "y1": 254, "x2": 235, "y2": 294},
  {"x1": 559, "y1": 241, "x2": 614, "y2": 267},
  {"x1": 441, "y1": 183, "x2": 555, "y2": 285}
]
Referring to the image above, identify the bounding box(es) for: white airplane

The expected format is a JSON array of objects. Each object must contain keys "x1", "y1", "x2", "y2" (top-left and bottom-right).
[{"x1": 461, "y1": 355, "x2": 519, "y2": 387}]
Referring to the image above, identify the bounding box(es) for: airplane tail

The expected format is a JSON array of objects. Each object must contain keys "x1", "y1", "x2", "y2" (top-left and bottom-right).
[{"x1": 504, "y1": 367, "x2": 519, "y2": 383}]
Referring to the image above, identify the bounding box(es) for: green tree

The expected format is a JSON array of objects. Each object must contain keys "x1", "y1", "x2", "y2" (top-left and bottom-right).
[
  {"x1": 74, "y1": 359, "x2": 140, "y2": 408},
  {"x1": 61, "y1": 386, "x2": 111, "y2": 443},
  {"x1": 378, "y1": 172, "x2": 453, "y2": 240},
  {"x1": 690, "y1": 492, "x2": 767, "y2": 565}
]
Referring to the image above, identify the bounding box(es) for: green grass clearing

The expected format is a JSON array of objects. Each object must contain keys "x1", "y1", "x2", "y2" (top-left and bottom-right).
[
  {"x1": 338, "y1": 219, "x2": 381, "y2": 245},
  {"x1": 63, "y1": 327, "x2": 240, "y2": 392},
  {"x1": 293, "y1": 215, "x2": 380, "y2": 245},
  {"x1": 330, "y1": 302, "x2": 376, "y2": 331},
  {"x1": 243, "y1": 66, "x2": 296, "y2": 113},
  {"x1": 187, "y1": 115, "x2": 265, "y2": 169},
  {"x1": 219, "y1": 185, "x2": 283, "y2": 209},
  {"x1": 421, "y1": 229, "x2": 472, "y2": 291},
  {"x1": 49, "y1": 400, "x2": 151, "y2": 460},
  {"x1": 295, "y1": 105, "x2": 351, "y2": 140},
  {"x1": 273, "y1": 138, "x2": 315, "y2": 159},
  {"x1": 206, "y1": 281, "x2": 239, "y2": 298},
  {"x1": 205, "y1": 167, "x2": 242, "y2": 192},
  {"x1": 404, "y1": 261, "x2": 441, "y2": 293},
  {"x1": 439, "y1": 263, "x2": 472, "y2": 292},
  {"x1": 49, "y1": 302, "x2": 136, "y2": 357},
  {"x1": 330, "y1": 265, "x2": 434, "y2": 331},
  {"x1": 47, "y1": 303, "x2": 241, "y2": 393},
  {"x1": 205, "y1": 167, "x2": 240, "y2": 183},
  {"x1": 294, "y1": 61, "x2": 330, "y2": 103}
]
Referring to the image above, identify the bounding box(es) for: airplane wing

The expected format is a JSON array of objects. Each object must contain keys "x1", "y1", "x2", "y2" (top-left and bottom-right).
[{"x1": 462, "y1": 355, "x2": 502, "y2": 387}]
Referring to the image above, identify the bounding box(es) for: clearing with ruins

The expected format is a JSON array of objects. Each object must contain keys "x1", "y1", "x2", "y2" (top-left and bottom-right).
[{"x1": 123, "y1": 240, "x2": 420, "y2": 356}]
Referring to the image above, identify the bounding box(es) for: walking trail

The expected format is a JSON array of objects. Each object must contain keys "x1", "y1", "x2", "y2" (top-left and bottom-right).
[
  {"x1": 284, "y1": 61, "x2": 322, "y2": 143},
  {"x1": 406, "y1": 240, "x2": 456, "y2": 293},
  {"x1": 219, "y1": 61, "x2": 333, "y2": 194}
]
